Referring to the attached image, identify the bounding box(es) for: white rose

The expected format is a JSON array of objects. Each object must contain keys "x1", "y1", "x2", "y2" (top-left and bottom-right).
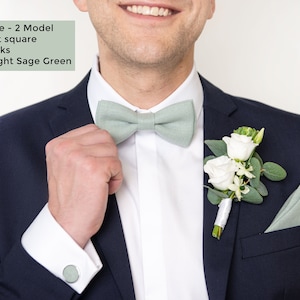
[
  {"x1": 204, "y1": 155, "x2": 237, "y2": 191},
  {"x1": 223, "y1": 133, "x2": 258, "y2": 161}
]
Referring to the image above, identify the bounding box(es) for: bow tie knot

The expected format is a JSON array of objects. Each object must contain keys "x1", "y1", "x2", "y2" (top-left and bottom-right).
[
  {"x1": 137, "y1": 112, "x2": 155, "y2": 131},
  {"x1": 96, "y1": 100, "x2": 195, "y2": 147}
]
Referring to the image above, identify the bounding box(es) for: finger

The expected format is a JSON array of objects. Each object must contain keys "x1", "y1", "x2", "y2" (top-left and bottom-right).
[
  {"x1": 76, "y1": 129, "x2": 115, "y2": 146},
  {"x1": 64, "y1": 143, "x2": 119, "y2": 163},
  {"x1": 62, "y1": 125, "x2": 115, "y2": 147},
  {"x1": 46, "y1": 130, "x2": 115, "y2": 159},
  {"x1": 61, "y1": 124, "x2": 99, "y2": 138},
  {"x1": 108, "y1": 173, "x2": 123, "y2": 195},
  {"x1": 107, "y1": 156, "x2": 123, "y2": 194}
]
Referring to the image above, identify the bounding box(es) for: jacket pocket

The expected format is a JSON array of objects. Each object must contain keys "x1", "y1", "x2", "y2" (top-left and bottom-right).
[{"x1": 241, "y1": 226, "x2": 300, "y2": 259}]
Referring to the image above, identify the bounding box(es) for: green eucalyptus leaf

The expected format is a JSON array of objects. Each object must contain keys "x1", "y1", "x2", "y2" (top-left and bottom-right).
[
  {"x1": 204, "y1": 185, "x2": 228, "y2": 205},
  {"x1": 241, "y1": 186, "x2": 263, "y2": 204},
  {"x1": 207, "y1": 190, "x2": 222, "y2": 205},
  {"x1": 263, "y1": 162, "x2": 287, "y2": 181},
  {"x1": 249, "y1": 157, "x2": 261, "y2": 188},
  {"x1": 256, "y1": 181, "x2": 268, "y2": 197},
  {"x1": 253, "y1": 152, "x2": 264, "y2": 167},
  {"x1": 204, "y1": 140, "x2": 227, "y2": 157},
  {"x1": 206, "y1": 187, "x2": 228, "y2": 199}
]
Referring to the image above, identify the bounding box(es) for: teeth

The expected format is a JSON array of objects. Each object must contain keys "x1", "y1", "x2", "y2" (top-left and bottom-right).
[{"x1": 126, "y1": 5, "x2": 172, "y2": 17}]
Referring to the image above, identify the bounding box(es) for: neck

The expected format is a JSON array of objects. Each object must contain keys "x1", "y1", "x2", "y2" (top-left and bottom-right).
[{"x1": 98, "y1": 52, "x2": 194, "y2": 109}]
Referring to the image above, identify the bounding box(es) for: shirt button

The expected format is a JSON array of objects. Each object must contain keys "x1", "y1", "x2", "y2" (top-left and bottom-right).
[{"x1": 63, "y1": 265, "x2": 79, "y2": 283}]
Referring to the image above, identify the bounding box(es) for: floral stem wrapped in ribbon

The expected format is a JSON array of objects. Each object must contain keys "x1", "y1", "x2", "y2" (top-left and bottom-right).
[{"x1": 204, "y1": 126, "x2": 287, "y2": 240}]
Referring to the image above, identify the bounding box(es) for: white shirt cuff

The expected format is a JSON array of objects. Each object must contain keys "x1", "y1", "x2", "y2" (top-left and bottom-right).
[{"x1": 21, "y1": 204, "x2": 102, "y2": 294}]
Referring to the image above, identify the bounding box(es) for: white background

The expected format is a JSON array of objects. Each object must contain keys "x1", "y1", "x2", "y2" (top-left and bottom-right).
[{"x1": 0, "y1": 0, "x2": 299, "y2": 116}]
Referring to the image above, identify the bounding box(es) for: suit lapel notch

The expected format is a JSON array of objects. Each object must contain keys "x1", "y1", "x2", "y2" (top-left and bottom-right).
[
  {"x1": 49, "y1": 72, "x2": 94, "y2": 137},
  {"x1": 200, "y1": 75, "x2": 237, "y2": 118}
]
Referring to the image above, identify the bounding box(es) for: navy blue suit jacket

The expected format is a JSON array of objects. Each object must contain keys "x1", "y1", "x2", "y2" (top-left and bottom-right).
[{"x1": 1, "y1": 73, "x2": 300, "y2": 299}]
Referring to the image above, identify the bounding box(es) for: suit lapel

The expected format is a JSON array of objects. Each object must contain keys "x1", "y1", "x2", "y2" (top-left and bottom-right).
[
  {"x1": 201, "y1": 76, "x2": 241, "y2": 300},
  {"x1": 92, "y1": 195, "x2": 135, "y2": 299},
  {"x1": 48, "y1": 72, "x2": 135, "y2": 299},
  {"x1": 49, "y1": 72, "x2": 94, "y2": 137}
]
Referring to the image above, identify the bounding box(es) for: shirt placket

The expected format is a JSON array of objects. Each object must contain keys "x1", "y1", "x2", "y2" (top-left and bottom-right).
[{"x1": 135, "y1": 130, "x2": 168, "y2": 300}]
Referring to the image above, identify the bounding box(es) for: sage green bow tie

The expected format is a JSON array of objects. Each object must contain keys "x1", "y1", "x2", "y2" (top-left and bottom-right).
[{"x1": 95, "y1": 100, "x2": 195, "y2": 147}]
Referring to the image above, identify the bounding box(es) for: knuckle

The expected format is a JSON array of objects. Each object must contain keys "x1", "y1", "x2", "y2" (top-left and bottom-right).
[
  {"x1": 84, "y1": 123, "x2": 99, "y2": 132},
  {"x1": 46, "y1": 136, "x2": 77, "y2": 163},
  {"x1": 100, "y1": 129, "x2": 114, "y2": 142},
  {"x1": 45, "y1": 138, "x2": 61, "y2": 157},
  {"x1": 103, "y1": 142, "x2": 118, "y2": 157},
  {"x1": 53, "y1": 139, "x2": 74, "y2": 156},
  {"x1": 108, "y1": 157, "x2": 122, "y2": 174},
  {"x1": 85, "y1": 123, "x2": 97, "y2": 129}
]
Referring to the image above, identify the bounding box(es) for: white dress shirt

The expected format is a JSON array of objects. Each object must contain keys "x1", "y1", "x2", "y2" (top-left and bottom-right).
[{"x1": 22, "y1": 57, "x2": 208, "y2": 299}]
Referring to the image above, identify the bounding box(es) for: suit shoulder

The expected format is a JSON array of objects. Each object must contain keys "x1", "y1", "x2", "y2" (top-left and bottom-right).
[
  {"x1": 0, "y1": 72, "x2": 90, "y2": 135},
  {"x1": 200, "y1": 75, "x2": 300, "y2": 121},
  {"x1": 233, "y1": 94, "x2": 300, "y2": 120},
  {"x1": 0, "y1": 93, "x2": 64, "y2": 135}
]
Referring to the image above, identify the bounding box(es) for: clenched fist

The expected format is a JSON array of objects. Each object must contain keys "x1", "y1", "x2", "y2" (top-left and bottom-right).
[{"x1": 46, "y1": 124, "x2": 123, "y2": 248}]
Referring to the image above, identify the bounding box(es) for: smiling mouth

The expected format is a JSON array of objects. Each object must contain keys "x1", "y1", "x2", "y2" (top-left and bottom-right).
[{"x1": 125, "y1": 5, "x2": 175, "y2": 17}]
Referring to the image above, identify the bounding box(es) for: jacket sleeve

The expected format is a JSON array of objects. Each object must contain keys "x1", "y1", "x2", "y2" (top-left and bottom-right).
[{"x1": 0, "y1": 240, "x2": 78, "y2": 299}]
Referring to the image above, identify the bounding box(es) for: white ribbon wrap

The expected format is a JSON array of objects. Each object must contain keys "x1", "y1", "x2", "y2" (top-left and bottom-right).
[{"x1": 214, "y1": 198, "x2": 233, "y2": 229}]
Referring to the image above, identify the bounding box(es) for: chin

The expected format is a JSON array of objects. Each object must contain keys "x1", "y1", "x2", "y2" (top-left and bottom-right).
[{"x1": 125, "y1": 49, "x2": 180, "y2": 68}]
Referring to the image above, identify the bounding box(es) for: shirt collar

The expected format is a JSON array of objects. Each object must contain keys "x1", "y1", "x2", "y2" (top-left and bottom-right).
[{"x1": 87, "y1": 56, "x2": 203, "y2": 121}]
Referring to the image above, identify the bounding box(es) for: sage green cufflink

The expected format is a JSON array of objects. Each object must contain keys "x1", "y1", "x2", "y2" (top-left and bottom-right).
[{"x1": 63, "y1": 265, "x2": 79, "y2": 283}]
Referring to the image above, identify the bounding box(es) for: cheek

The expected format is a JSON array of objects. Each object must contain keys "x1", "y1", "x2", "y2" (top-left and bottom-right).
[
  {"x1": 187, "y1": 1, "x2": 214, "y2": 34},
  {"x1": 87, "y1": 1, "x2": 111, "y2": 29},
  {"x1": 180, "y1": 17, "x2": 208, "y2": 47}
]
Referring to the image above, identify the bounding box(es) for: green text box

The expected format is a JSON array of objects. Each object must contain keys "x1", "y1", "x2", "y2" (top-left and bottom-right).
[{"x1": 0, "y1": 21, "x2": 75, "y2": 71}]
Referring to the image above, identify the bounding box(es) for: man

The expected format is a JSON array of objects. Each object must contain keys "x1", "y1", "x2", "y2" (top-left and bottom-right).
[{"x1": 1, "y1": 0, "x2": 300, "y2": 299}]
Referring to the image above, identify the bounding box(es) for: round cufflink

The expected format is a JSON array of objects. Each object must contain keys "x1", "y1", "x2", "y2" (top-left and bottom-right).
[{"x1": 63, "y1": 265, "x2": 79, "y2": 283}]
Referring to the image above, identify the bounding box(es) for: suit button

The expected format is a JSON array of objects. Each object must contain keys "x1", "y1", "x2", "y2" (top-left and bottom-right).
[{"x1": 63, "y1": 265, "x2": 79, "y2": 283}]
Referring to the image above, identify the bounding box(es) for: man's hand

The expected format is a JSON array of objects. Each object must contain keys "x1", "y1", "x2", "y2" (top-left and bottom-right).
[{"x1": 46, "y1": 124, "x2": 123, "y2": 248}]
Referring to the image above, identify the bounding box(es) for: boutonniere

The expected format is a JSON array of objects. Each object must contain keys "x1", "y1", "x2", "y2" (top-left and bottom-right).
[{"x1": 204, "y1": 126, "x2": 287, "y2": 240}]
